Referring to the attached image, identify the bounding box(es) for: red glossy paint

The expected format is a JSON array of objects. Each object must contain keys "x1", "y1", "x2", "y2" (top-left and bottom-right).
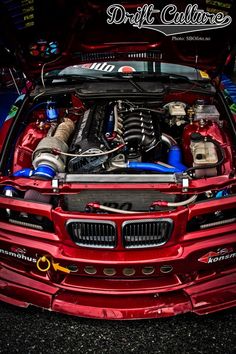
[
  {"x1": 0, "y1": 118, "x2": 13, "y2": 153},
  {"x1": 0, "y1": 188, "x2": 236, "y2": 319},
  {"x1": 0, "y1": 0, "x2": 236, "y2": 320},
  {"x1": 12, "y1": 122, "x2": 49, "y2": 173}
]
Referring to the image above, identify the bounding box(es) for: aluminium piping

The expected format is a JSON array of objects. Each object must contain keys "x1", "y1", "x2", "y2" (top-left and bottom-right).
[
  {"x1": 86, "y1": 202, "x2": 143, "y2": 214},
  {"x1": 151, "y1": 195, "x2": 198, "y2": 208},
  {"x1": 161, "y1": 133, "x2": 178, "y2": 147}
]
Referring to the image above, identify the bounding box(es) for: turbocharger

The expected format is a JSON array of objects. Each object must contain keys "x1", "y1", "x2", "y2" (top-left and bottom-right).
[{"x1": 32, "y1": 118, "x2": 74, "y2": 178}]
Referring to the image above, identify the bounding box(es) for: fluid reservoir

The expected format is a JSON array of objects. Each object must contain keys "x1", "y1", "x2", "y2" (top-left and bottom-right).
[
  {"x1": 182, "y1": 120, "x2": 233, "y2": 176},
  {"x1": 190, "y1": 140, "x2": 218, "y2": 178}
]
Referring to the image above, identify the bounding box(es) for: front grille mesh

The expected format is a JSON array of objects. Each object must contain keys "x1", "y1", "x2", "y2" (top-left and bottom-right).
[
  {"x1": 122, "y1": 219, "x2": 173, "y2": 248},
  {"x1": 67, "y1": 220, "x2": 116, "y2": 248}
]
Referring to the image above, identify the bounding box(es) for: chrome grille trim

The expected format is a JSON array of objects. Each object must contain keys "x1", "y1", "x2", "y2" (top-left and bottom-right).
[
  {"x1": 122, "y1": 219, "x2": 173, "y2": 248},
  {"x1": 67, "y1": 219, "x2": 116, "y2": 248}
]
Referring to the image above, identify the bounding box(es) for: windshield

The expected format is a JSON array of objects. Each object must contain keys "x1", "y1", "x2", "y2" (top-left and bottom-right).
[{"x1": 46, "y1": 61, "x2": 209, "y2": 81}]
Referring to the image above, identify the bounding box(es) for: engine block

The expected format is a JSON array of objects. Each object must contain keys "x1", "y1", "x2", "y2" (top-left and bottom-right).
[{"x1": 67, "y1": 101, "x2": 161, "y2": 173}]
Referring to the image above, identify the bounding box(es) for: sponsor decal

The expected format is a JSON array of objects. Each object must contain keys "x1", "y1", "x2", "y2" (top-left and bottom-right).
[
  {"x1": 118, "y1": 66, "x2": 136, "y2": 73},
  {"x1": 0, "y1": 247, "x2": 71, "y2": 273},
  {"x1": 106, "y1": 3, "x2": 232, "y2": 36},
  {"x1": 11, "y1": 247, "x2": 27, "y2": 254},
  {"x1": 81, "y1": 62, "x2": 115, "y2": 72},
  {"x1": 198, "y1": 247, "x2": 236, "y2": 264},
  {"x1": 0, "y1": 247, "x2": 37, "y2": 263},
  {"x1": 199, "y1": 70, "x2": 210, "y2": 79},
  {"x1": 5, "y1": 95, "x2": 25, "y2": 122},
  {"x1": 81, "y1": 63, "x2": 136, "y2": 74}
]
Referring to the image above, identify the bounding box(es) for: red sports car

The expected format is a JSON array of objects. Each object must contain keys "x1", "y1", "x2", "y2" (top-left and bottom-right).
[{"x1": 0, "y1": 0, "x2": 236, "y2": 319}]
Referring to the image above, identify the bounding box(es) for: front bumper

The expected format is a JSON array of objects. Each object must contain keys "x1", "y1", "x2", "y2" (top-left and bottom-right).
[
  {"x1": 0, "y1": 194, "x2": 236, "y2": 320},
  {"x1": 1, "y1": 263, "x2": 236, "y2": 319}
]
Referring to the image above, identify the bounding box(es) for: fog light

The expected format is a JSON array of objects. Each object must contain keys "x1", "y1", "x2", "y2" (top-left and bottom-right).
[
  {"x1": 160, "y1": 265, "x2": 173, "y2": 273},
  {"x1": 67, "y1": 265, "x2": 78, "y2": 272},
  {"x1": 142, "y1": 266, "x2": 155, "y2": 275},
  {"x1": 123, "y1": 267, "x2": 135, "y2": 276},
  {"x1": 103, "y1": 268, "x2": 116, "y2": 276},
  {"x1": 84, "y1": 266, "x2": 97, "y2": 275}
]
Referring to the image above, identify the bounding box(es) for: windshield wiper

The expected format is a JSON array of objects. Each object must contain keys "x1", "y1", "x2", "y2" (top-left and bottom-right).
[
  {"x1": 102, "y1": 72, "x2": 209, "y2": 88},
  {"x1": 42, "y1": 73, "x2": 147, "y2": 92},
  {"x1": 42, "y1": 74, "x2": 107, "y2": 83}
]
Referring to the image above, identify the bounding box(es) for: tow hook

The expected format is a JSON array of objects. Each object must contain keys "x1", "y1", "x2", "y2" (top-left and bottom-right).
[
  {"x1": 36, "y1": 256, "x2": 71, "y2": 273},
  {"x1": 36, "y1": 256, "x2": 51, "y2": 272}
]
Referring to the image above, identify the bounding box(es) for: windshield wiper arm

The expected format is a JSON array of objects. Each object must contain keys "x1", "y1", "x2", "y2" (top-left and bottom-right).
[
  {"x1": 43, "y1": 73, "x2": 147, "y2": 92},
  {"x1": 102, "y1": 72, "x2": 209, "y2": 87},
  {"x1": 43, "y1": 74, "x2": 106, "y2": 82}
]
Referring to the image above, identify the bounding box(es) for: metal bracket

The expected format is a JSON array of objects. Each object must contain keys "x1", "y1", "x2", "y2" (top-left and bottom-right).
[
  {"x1": 51, "y1": 178, "x2": 59, "y2": 192},
  {"x1": 182, "y1": 177, "x2": 189, "y2": 192}
]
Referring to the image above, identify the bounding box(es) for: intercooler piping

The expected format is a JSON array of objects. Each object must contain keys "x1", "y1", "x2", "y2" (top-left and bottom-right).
[
  {"x1": 12, "y1": 168, "x2": 34, "y2": 178},
  {"x1": 127, "y1": 146, "x2": 187, "y2": 173},
  {"x1": 3, "y1": 168, "x2": 34, "y2": 197},
  {"x1": 161, "y1": 133, "x2": 178, "y2": 147},
  {"x1": 167, "y1": 146, "x2": 188, "y2": 172},
  {"x1": 126, "y1": 135, "x2": 187, "y2": 173},
  {"x1": 127, "y1": 161, "x2": 182, "y2": 173}
]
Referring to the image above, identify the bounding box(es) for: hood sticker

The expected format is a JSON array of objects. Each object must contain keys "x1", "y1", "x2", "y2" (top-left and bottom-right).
[
  {"x1": 198, "y1": 247, "x2": 236, "y2": 264},
  {"x1": 199, "y1": 70, "x2": 210, "y2": 79},
  {"x1": 0, "y1": 247, "x2": 71, "y2": 274}
]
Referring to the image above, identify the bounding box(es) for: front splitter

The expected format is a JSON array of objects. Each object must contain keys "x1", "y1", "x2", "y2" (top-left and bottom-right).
[{"x1": 1, "y1": 264, "x2": 236, "y2": 320}]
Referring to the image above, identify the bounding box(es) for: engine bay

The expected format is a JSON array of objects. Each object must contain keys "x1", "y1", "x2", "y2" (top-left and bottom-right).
[
  {"x1": 11, "y1": 93, "x2": 234, "y2": 181},
  {"x1": 0, "y1": 88, "x2": 235, "y2": 218}
]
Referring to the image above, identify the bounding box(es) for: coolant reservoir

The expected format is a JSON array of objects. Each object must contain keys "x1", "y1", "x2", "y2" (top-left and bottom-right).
[
  {"x1": 190, "y1": 140, "x2": 218, "y2": 177},
  {"x1": 182, "y1": 120, "x2": 233, "y2": 176}
]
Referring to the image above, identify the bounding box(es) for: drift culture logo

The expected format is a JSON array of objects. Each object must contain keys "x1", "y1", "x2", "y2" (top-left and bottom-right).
[{"x1": 106, "y1": 4, "x2": 232, "y2": 36}]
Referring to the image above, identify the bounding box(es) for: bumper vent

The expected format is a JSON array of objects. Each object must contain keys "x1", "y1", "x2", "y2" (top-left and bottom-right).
[
  {"x1": 67, "y1": 220, "x2": 116, "y2": 248},
  {"x1": 122, "y1": 219, "x2": 173, "y2": 248}
]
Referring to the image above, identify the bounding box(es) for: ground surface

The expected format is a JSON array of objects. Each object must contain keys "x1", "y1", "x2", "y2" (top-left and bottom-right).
[{"x1": 0, "y1": 302, "x2": 236, "y2": 354}]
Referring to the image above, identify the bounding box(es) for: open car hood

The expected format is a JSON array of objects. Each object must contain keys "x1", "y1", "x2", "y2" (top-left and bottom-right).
[{"x1": 0, "y1": 0, "x2": 235, "y2": 79}]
